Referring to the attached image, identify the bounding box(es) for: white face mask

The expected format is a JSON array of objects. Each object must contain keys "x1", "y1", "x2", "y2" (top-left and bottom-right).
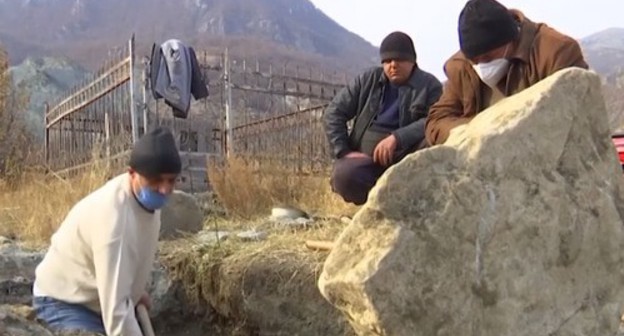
[
  {"x1": 473, "y1": 58, "x2": 510, "y2": 88},
  {"x1": 472, "y1": 44, "x2": 512, "y2": 89}
]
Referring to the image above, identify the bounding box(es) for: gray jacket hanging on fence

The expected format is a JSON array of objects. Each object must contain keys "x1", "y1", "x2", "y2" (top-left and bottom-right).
[{"x1": 149, "y1": 39, "x2": 209, "y2": 119}]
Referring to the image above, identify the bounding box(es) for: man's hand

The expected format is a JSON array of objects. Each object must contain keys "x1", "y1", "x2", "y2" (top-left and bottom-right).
[
  {"x1": 344, "y1": 151, "x2": 369, "y2": 159},
  {"x1": 373, "y1": 134, "x2": 398, "y2": 167},
  {"x1": 137, "y1": 292, "x2": 152, "y2": 311}
]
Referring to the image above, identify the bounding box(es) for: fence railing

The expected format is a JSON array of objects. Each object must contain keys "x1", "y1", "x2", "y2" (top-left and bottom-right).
[
  {"x1": 200, "y1": 49, "x2": 348, "y2": 156},
  {"x1": 44, "y1": 37, "x2": 136, "y2": 173},
  {"x1": 231, "y1": 104, "x2": 331, "y2": 174},
  {"x1": 43, "y1": 37, "x2": 350, "y2": 190}
]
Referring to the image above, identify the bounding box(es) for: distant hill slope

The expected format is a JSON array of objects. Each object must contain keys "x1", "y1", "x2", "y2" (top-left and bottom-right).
[
  {"x1": 0, "y1": 0, "x2": 378, "y2": 73},
  {"x1": 580, "y1": 28, "x2": 624, "y2": 82},
  {"x1": 8, "y1": 57, "x2": 89, "y2": 138}
]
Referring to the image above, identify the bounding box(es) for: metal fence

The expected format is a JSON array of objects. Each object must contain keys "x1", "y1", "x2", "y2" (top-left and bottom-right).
[
  {"x1": 43, "y1": 36, "x2": 349, "y2": 190},
  {"x1": 217, "y1": 50, "x2": 346, "y2": 168},
  {"x1": 43, "y1": 36, "x2": 219, "y2": 190},
  {"x1": 231, "y1": 104, "x2": 331, "y2": 174},
  {"x1": 44, "y1": 37, "x2": 136, "y2": 174}
]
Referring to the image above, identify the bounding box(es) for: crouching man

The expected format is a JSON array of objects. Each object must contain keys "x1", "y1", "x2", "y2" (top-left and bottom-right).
[
  {"x1": 324, "y1": 31, "x2": 443, "y2": 205},
  {"x1": 32, "y1": 127, "x2": 182, "y2": 335}
]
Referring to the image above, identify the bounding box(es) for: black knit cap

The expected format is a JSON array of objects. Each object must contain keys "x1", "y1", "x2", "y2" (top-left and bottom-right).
[
  {"x1": 379, "y1": 31, "x2": 416, "y2": 63},
  {"x1": 129, "y1": 127, "x2": 181, "y2": 178},
  {"x1": 458, "y1": 0, "x2": 519, "y2": 59}
]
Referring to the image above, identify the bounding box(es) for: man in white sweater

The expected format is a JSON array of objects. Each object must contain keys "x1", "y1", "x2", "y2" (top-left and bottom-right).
[{"x1": 32, "y1": 127, "x2": 182, "y2": 335}]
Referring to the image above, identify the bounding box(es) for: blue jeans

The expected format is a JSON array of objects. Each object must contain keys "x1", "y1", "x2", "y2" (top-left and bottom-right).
[{"x1": 32, "y1": 296, "x2": 106, "y2": 335}]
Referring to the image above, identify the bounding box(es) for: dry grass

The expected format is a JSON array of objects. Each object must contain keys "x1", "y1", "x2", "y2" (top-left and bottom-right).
[
  {"x1": 1, "y1": 153, "x2": 356, "y2": 245},
  {"x1": 160, "y1": 216, "x2": 353, "y2": 335},
  {"x1": 0, "y1": 148, "x2": 357, "y2": 333},
  {"x1": 174, "y1": 155, "x2": 358, "y2": 332},
  {"x1": 207, "y1": 155, "x2": 358, "y2": 219},
  {"x1": 158, "y1": 153, "x2": 360, "y2": 333},
  {"x1": 0, "y1": 158, "x2": 111, "y2": 245}
]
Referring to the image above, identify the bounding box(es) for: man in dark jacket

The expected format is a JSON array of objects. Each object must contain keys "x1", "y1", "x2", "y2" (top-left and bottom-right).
[{"x1": 324, "y1": 31, "x2": 443, "y2": 205}]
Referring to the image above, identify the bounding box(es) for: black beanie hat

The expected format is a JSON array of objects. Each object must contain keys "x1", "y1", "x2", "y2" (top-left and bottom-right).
[
  {"x1": 458, "y1": 0, "x2": 519, "y2": 59},
  {"x1": 129, "y1": 127, "x2": 181, "y2": 178},
  {"x1": 379, "y1": 31, "x2": 416, "y2": 63}
]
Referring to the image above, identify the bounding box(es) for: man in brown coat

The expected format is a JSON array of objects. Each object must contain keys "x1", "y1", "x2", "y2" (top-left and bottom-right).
[{"x1": 425, "y1": 0, "x2": 589, "y2": 145}]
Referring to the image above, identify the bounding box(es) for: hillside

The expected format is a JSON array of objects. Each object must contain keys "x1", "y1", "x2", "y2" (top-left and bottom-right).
[
  {"x1": 580, "y1": 28, "x2": 624, "y2": 82},
  {"x1": 6, "y1": 3, "x2": 624, "y2": 138},
  {"x1": 8, "y1": 57, "x2": 89, "y2": 138},
  {"x1": 579, "y1": 28, "x2": 624, "y2": 130},
  {"x1": 0, "y1": 0, "x2": 378, "y2": 73}
]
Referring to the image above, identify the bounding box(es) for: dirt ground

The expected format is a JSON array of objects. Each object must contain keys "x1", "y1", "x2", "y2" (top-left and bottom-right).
[
  {"x1": 0, "y1": 217, "x2": 356, "y2": 336},
  {"x1": 156, "y1": 322, "x2": 222, "y2": 336},
  {"x1": 158, "y1": 216, "x2": 355, "y2": 336}
]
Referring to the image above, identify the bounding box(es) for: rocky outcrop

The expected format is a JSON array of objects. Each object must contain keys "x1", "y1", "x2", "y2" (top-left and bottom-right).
[
  {"x1": 0, "y1": 214, "x2": 350, "y2": 335},
  {"x1": 160, "y1": 190, "x2": 205, "y2": 240},
  {"x1": 0, "y1": 241, "x2": 44, "y2": 306},
  {"x1": 0, "y1": 305, "x2": 54, "y2": 336},
  {"x1": 0, "y1": 238, "x2": 186, "y2": 334},
  {"x1": 318, "y1": 68, "x2": 624, "y2": 336}
]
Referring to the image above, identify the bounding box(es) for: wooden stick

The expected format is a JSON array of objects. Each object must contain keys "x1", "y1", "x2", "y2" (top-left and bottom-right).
[
  {"x1": 305, "y1": 240, "x2": 334, "y2": 251},
  {"x1": 136, "y1": 304, "x2": 156, "y2": 336}
]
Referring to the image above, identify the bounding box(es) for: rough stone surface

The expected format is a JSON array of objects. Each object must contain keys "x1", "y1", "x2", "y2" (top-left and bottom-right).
[
  {"x1": 160, "y1": 190, "x2": 204, "y2": 240},
  {"x1": 318, "y1": 68, "x2": 624, "y2": 336},
  {"x1": 0, "y1": 305, "x2": 54, "y2": 336},
  {"x1": 0, "y1": 243, "x2": 44, "y2": 306},
  {"x1": 275, "y1": 217, "x2": 315, "y2": 229},
  {"x1": 146, "y1": 262, "x2": 177, "y2": 318},
  {"x1": 195, "y1": 230, "x2": 230, "y2": 245},
  {"x1": 237, "y1": 230, "x2": 268, "y2": 241},
  {"x1": 0, "y1": 241, "x2": 184, "y2": 333},
  {"x1": 193, "y1": 191, "x2": 227, "y2": 217}
]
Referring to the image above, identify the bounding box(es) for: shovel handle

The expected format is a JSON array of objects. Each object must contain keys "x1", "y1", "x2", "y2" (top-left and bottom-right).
[{"x1": 136, "y1": 304, "x2": 156, "y2": 336}]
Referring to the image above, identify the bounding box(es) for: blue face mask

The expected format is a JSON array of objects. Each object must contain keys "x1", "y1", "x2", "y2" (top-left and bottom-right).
[{"x1": 136, "y1": 187, "x2": 169, "y2": 210}]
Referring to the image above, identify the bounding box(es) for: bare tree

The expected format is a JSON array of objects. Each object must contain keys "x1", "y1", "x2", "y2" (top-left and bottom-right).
[{"x1": 0, "y1": 47, "x2": 33, "y2": 181}]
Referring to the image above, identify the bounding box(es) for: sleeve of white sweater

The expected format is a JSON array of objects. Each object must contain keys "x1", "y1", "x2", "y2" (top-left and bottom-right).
[{"x1": 91, "y1": 206, "x2": 143, "y2": 336}]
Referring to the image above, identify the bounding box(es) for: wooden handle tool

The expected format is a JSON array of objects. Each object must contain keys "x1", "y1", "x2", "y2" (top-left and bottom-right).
[{"x1": 136, "y1": 304, "x2": 156, "y2": 336}]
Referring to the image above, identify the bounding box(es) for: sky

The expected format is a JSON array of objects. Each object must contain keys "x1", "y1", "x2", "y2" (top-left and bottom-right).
[{"x1": 309, "y1": 0, "x2": 623, "y2": 79}]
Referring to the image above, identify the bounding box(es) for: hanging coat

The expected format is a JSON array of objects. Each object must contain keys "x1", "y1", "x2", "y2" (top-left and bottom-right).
[{"x1": 149, "y1": 39, "x2": 209, "y2": 119}]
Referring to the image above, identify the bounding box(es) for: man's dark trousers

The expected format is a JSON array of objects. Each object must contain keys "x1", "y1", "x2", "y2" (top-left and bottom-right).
[{"x1": 330, "y1": 156, "x2": 386, "y2": 205}]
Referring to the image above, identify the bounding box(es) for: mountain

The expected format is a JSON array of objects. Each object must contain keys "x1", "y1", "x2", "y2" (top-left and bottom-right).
[
  {"x1": 0, "y1": 0, "x2": 381, "y2": 140},
  {"x1": 0, "y1": 0, "x2": 378, "y2": 74},
  {"x1": 12, "y1": 2, "x2": 624, "y2": 135},
  {"x1": 580, "y1": 28, "x2": 624, "y2": 83},
  {"x1": 579, "y1": 28, "x2": 624, "y2": 131},
  {"x1": 8, "y1": 57, "x2": 89, "y2": 138}
]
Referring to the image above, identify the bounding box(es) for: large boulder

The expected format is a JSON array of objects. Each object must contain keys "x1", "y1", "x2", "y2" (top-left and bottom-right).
[
  {"x1": 318, "y1": 68, "x2": 624, "y2": 336},
  {"x1": 160, "y1": 190, "x2": 204, "y2": 240}
]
